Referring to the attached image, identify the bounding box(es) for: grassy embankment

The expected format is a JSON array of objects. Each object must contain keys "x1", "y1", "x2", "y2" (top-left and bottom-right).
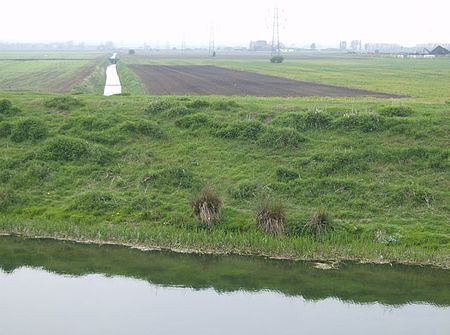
[{"x1": 0, "y1": 54, "x2": 449, "y2": 267}]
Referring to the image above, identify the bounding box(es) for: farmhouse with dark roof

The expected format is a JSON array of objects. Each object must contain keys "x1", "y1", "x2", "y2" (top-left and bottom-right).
[{"x1": 430, "y1": 45, "x2": 449, "y2": 56}]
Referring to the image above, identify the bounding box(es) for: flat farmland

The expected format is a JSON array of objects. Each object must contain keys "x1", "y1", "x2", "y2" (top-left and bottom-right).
[
  {"x1": 0, "y1": 52, "x2": 107, "y2": 93},
  {"x1": 128, "y1": 64, "x2": 399, "y2": 97},
  {"x1": 122, "y1": 53, "x2": 450, "y2": 99}
]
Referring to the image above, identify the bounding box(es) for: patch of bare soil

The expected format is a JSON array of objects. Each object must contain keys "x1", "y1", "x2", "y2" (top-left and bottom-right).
[{"x1": 129, "y1": 64, "x2": 401, "y2": 98}]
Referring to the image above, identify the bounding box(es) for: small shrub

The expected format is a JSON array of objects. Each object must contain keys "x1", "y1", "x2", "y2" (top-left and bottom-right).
[
  {"x1": 0, "y1": 99, "x2": 12, "y2": 113},
  {"x1": 214, "y1": 121, "x2": 264, "y2": 141},
  {"x1": 191, "y1": 185, "x2": 223, "y2": 226},
  {"x1": 229, "y1": 182, "x2": 261, "y2": 200},
  {"x1": 44, "y1": 96, "x2": 84, "y2": 111},
  {"x1": 175, "y1": 114, "x2": 209, "y2": 129},
  {"x1": 303, "y1": 210, "x2": 334, "y2": 236},
  {"x1": 42, "y1": 136, "x2": 90, "y2": 161},
  {"x1": 270, "y1": 55, "x2": 284, "y2": 63},
  {"x1": 380, "y1": 106, "x2": 413, "y2": 117},
  {"x1": 10, "y1": 118, "x2": 48, "y2": 142},
  {"x1": 120, "y1": 121, "x2": 165, "y2": 138},
  {"x1": 259, "y1": 127, "x2": 305, "y2": 148},
  {"x1": 276, "y1": 168, "x2": 299, "y2": 182},
  {"x1": 145, "y1": 99, "x2": 176, "y2": 114},
  {"x1": 0, "y1": 122, "x2": 13, "y2": 138},
  {"x1": 255, "y1": 197, "x2": 285, "y2": 236}
]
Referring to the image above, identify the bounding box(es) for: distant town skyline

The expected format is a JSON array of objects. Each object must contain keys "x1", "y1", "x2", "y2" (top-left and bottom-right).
[{"x1": 1, "y1": 0, "x2": 449, "y2": 47}]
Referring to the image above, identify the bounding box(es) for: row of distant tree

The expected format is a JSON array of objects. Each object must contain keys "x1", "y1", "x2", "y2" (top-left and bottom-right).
[
  {"x1": 2, "y1": 40, "x2": 448, "y2": 53},
  {"x1": 0, "y1": 41, "x2": 116, "y2": 51},
  {"x1": 249, "y1": 40, "x2": 363, "y2": 51}
]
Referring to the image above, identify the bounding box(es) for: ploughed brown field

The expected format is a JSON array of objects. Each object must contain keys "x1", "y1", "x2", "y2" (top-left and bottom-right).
[{"x1": 128, "y1": 64, "x2": 401, "y2": 98}]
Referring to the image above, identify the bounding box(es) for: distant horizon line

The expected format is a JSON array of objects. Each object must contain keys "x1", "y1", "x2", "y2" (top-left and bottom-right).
[{"x1": 1, "y1": 40, "x2": 449, "y2": 49}]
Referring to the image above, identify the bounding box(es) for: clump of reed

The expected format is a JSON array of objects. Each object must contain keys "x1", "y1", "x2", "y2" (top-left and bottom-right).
[
  {"x1": 255, "y1": 197, "x2": 285, "y2": 236},
  {"x1": 191, "y1": 185, "x2": 223, "y2": 226},
  {"x1": 303, "y1": 210, "x2": 334, "y2": 236}
]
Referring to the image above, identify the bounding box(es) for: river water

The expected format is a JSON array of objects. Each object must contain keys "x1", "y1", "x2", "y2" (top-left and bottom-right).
[
  {"x1": 0, "y1": 236, "x2": 449, "y2": 335},
  {"x1": 103, "y1": 53, "x2": 121, "y2": 96}
]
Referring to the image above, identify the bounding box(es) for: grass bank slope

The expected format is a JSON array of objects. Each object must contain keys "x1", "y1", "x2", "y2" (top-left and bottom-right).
[{"x1": 0, "y1": 93, "x2": 449, "y2": 267}]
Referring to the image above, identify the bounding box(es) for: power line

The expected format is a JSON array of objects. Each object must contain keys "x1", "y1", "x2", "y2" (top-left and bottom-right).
[{"x1": 270, "y1": 7, "x2": 283, "y2": 63}]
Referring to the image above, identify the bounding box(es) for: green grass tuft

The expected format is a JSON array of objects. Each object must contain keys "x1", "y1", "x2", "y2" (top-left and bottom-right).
[
  {"x1": 214, "y1": 120, "x2": 264, "y2": 141},
  {"x1": 380, "y1": 106, "x2": 413, "y2": 117},
  {"x1": 276, "y1": 168, "x2": 299, "y2": 182},
  {"x1": 44, "y1": 96, "x2": 84, "y2": 111},
  {"x1": 0, "y1": 99, "x2": 12, "y2": 113},
  {"x1": 259, "y1": 127, "x2": 305, "y2": 148},
  {"x1": 41, "y1": 136, "x2": 91, "y2": 161},
  {"x1": 0, "y1": 122, "x2": 13, "y2": 137},
  {"x1": 120, "y1": 120, "x2": 165, "y2": 138},
  {"x1": 10, "y1": 118, "x2": 48, "y2": 142},
  {"x1": 229, "y1": 182, "x2": 262, "y2": 200},
  {"x1": 145, "y1": 99, "x2": 177, "y2": 114},
  {"x1": 175, "y1": 114, "x2": 209, "y2": 129}
]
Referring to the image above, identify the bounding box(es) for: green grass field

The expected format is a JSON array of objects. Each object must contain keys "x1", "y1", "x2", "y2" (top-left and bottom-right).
[
  {"x1": 0, "y1": 52, "x2": 449, "y2": 267},
  {"x1": 0, "y1": 52, "x2": 107, "y2": 93},
  {"x1": 121, "y1": 54, "x2": 450, "y2": 99}
]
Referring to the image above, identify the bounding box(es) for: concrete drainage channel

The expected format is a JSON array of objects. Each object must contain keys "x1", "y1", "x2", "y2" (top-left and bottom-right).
[{"x1": 103, "y1": 53, "x2": 122, "y2": 96}]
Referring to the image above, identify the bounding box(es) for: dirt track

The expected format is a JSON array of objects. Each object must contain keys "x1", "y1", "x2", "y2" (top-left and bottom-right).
[{"x1": 129, "y1": 65, "x2": 401, "y2": 98}]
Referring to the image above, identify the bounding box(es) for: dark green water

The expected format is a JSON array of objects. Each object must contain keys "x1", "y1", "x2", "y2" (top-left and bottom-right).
[{"x1": 0, "y1": 236, "x2": 449, "y2": 334}]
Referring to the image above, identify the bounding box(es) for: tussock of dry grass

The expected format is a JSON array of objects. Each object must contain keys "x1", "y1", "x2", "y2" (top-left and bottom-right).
[
  {"x1": 191, "y1": 186, "x2": 223, "y2": 226},
  {"x1": 303, "y1": 210, "x2": 334, "y2": 236},
  {"x1": 256, "y1": 197, "x2": 285, "y2": 236}
]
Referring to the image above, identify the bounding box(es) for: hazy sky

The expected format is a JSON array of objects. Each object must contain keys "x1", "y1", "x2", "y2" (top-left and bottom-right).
[{"x1": 1, "y1": 0, "x2": 448, "y2": 47}]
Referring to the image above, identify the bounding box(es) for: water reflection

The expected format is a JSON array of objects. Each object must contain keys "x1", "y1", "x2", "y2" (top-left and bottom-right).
[
  {"x1": 1, "y1": 266, "x2": 449, "y2": 335},
  {"x1": 1, "y1": 236, "x2": 449, "y2": 306}
]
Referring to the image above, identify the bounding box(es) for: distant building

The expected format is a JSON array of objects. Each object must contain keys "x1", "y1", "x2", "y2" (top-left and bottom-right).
[
  {"x1": 430, "y1": 45, "x2": 450, "y2": 56},
  {"x1": 249, "y1": 40, "x2": 270, "y2": 51},
  {"x1": 350, "y1": 40, "x2": 362, "y2": 51},
  {"x1": 365, "y1": 43, "x2": 404, "y2": 53}
]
